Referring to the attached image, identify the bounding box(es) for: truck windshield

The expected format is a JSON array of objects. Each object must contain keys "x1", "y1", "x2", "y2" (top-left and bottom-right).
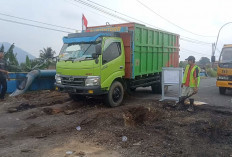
[
  {"x1": 59, "y1": 43, "x2": 99, "y2": 61},
  {"x1": 220, "y1": 47, "x2": 232, "y2": 63}
]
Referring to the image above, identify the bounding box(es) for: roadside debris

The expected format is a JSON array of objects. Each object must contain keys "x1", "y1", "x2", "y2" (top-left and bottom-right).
[
  {"x1": 64, "y1": 109, "x2": 78, "y2": 115},
  {"x1": 133, "y1": 141, "x2": 141, "y2": 146},
  {"x1": 65, "y1": 151, "x2": 74, "y2": 155},
  {"x1": 21, "y1": 149, "x2": 31, "y2": 153},
  {"x1": 122, "y1": 136, "x2": 127, "y2": 142},
  {"x1": 7, "y1": 103, "x2": 36, "y2": 113},
  {"x1": 75, "y1": 151, "x2": 86, "y2": 157},
  {"x1": 43, "y1": 103, "x2": 67, "y2": 115},
  {"x1": 76, "y1": 126, "x2": 81, "y2": 131}
]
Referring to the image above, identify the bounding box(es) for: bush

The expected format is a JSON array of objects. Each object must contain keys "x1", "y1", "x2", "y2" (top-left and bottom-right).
[{"x1": 206, "y1": 68, "x2": 217, "y2": 77}]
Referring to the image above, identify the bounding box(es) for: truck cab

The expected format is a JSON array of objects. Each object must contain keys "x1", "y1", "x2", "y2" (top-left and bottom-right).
[
  {"x1": 55, "y1": 32, "x2": 125, "y2": 107},
  {"x1": 216, "y1": 44, "x2": 232, "y2": 94}
]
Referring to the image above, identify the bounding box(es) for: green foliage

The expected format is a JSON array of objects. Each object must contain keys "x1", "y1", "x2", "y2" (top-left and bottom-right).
[
  {"x1": 206, "y1": 68, "x2": 217, "y2": 77},
  {"x1": 199, "y1": 57, "x2": 210, "y2": 66},
  {"x1": 179, "y1": 61, "x2": 187, "y2": 68},
  {"x1": 25, "y1": 55, "x2": 31, "y2": 70},
  {"x1": 39, "y1": 47, "x2": 56, "y2": 60},
  {"x1": 20, "y1": 47, "x2": 56, "y2": 71},
  {"x1": 20, "y1": 58, "x2": 46, "y2": 72},
  {"x1": 2, "y1": 43, "x2": 21, "y2": 72},
  {"x1": 1, "y1": 44, "x2": 57, "y2": 72},
  {"x1": 0, "y1": 44, "x2": 4, "y2": 52}
]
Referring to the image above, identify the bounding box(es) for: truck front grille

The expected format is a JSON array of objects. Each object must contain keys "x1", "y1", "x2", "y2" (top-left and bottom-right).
[{"x1": 61, "y1": 76, "x2": 86, "y2": 86}]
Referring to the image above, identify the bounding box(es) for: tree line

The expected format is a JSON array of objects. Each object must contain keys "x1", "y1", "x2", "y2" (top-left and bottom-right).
[{"x1": 0, "y1": 43, "x2": 56, "y2": 72}]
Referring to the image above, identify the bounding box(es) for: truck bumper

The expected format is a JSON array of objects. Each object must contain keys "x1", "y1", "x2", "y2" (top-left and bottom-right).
[
  {"x1": 216, "y1": 80, "x2": 232, "y2": 88},
  {"x1": 55, "y1": 83, "x2": 107, "y2": 95}
]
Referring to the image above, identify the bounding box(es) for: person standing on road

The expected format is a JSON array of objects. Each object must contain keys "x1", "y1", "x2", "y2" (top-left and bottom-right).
[
  {"x1": 0, "y1": 51, "x2": 9, "y2": 101},
  {"x1": 180, "y1": 56, "x2": 200, "y2": 112}
]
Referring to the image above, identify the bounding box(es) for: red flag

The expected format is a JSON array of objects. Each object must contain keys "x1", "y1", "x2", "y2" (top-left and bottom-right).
[{"x1": 82, "y1": 14, "x2": 88, "y2": 31}]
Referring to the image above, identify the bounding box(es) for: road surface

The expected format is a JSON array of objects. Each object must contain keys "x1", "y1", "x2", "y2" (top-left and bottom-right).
[
  {"x1": 197, "y1": 77, "x2": 232, "y2": 108},
  {"x1": 132, "y1": 77, "x2": 232, "y2": 109}
]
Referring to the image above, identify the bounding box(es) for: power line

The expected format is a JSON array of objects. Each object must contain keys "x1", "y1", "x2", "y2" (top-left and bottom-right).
[
  {"x1": 0, "y1": 17, "x2": 72, "y2": 33},
  {"x1": 181, "y1": 48, "x2": 210, "y2": 56},
  {"x1": 85, "y1": 0, "x2": 164, "y2": 30},
  {"x1": 2, "y1": 0, "x2": 214, "y2": 45},
  {"x1": 72, "y1": 0, "x2": 168, "y2": 31},
  {"x1": 137, "y1": 0, "x2": 217, "y2": 38},
  {"x1": 181, "y1": 51, "x2": 209, "y2": 57},
  {"x1": 73, "y1": 0, "x2": 131, "y2": 22},
  {"x1": 180, "y1": 38, "x2": 211, "y2": 46},
  {"x1": 181, "y1": 36, "x2": 212, "y2": 44},
  {"x1": 64, "y1": 0, "x2": 121, "y2": 23},
  {"x1": 0, "y1": 12, "x2": 77, "y2": 31},
  {"x1": 74, "y1": 0, "x2": 214, "y2": 44}
]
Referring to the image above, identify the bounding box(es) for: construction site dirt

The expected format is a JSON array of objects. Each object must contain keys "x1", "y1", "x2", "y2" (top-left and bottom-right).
[{"x1": 0, "y1": 90, "x2": 232, "y2": 157}]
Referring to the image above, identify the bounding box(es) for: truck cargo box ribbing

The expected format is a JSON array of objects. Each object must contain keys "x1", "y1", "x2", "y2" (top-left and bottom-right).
[{"x1": 87, "y1": 23, "x2": 180, "y2": 79}]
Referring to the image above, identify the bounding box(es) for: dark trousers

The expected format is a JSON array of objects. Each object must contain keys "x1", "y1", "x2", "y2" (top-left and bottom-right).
[{"x1": 0, "y1": 77, "x2": 7, "y2": 99}]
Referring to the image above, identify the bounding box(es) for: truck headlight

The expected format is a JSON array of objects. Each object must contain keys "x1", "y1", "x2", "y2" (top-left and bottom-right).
[
  {"x1": 85, "y1": 76, "x2": 100, "y2": 86},
  {"x1": 55, "y1": 74, "x2": 62, "y2": 84},
  {"x1": 218, "y1": 76, "x2": 229, "y2": 80}
]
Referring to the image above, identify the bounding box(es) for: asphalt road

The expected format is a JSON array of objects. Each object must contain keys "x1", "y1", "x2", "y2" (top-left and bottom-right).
[
  {"x1": 197, "y1": 77, "x2": 232, "y2": 108},
  {"x1": 131, "y1": 77, "x2": 232, "y2": 109}
]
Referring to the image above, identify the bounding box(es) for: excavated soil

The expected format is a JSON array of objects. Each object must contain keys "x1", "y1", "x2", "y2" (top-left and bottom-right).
[{"x1": 0, "y1": 90, "x2": 232, "y2": 157}]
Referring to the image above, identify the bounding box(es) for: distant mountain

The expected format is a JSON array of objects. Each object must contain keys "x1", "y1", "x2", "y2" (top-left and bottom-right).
[{"x1": 0, "y1": 42, "x2": 36, "y2": 64}]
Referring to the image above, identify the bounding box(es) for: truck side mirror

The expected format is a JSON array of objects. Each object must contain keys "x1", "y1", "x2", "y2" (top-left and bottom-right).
[
  {"x1": 95, "y1": 44, "x2": 102, "y2": 55},
  {"x1": 92, "y1": 53, "x2": 98, "y2": 59},
  {"x1": 211, "y1": 56, "x2": 215, "y2": 62}
]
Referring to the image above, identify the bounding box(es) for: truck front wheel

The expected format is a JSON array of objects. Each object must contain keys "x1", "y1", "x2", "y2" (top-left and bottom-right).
[
  {"x1": 105, "y1": 81, "x2": 124, "y2": 107},
  {"x1": 219, "y1": 87, "x2": 226, "y2": 95}
]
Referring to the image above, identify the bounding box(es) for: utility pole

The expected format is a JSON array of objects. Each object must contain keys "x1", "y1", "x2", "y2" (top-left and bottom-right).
[
  {"x1": 211, "y1": 43, "x2": 215, "y2": 68},
  {"x1": 212, "y1": 22, "x2": 232, "y2": 68}
]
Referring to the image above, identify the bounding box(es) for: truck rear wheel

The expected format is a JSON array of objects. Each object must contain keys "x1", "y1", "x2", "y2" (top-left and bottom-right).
[
  {"x1": 219, "y1": 87, "x2": 226, "y2": 95},
  {"x1": 69, "y1": 93, "x2": 85, "y2": 101},
  {"x1": 105, "y1": 81, "x2": 124, "y2": 107}
]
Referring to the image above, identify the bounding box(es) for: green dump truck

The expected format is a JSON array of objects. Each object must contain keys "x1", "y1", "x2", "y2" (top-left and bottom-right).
[{"x1": 55, "y1": 23, "x2": 179, "y2": 107}]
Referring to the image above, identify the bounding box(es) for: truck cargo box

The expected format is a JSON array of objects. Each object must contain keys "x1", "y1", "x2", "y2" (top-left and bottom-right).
[{"x1": 87, "y1": 23, "x2": 180, "y2": 79}]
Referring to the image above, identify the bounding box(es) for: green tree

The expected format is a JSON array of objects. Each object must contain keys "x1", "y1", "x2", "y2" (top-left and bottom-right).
[
  {"x1": 21, "y1": 47, "x2": 56, "y2": 71},
  {"x1": 26, "y1": 55, "x2": 31, "y2": 69},
  {"x1": 39, "y1": 47, "x2": 56, "y2": 60},
  {"x1": 38, "y1": 47, "x2": 56, "y2": 69},
  {"x1": 4, "y1": 43, "x2": 21, "y2": 72},
  {"x1": 20, "y1": 55, "x2": 33, "y2": 72},
  {"x1": 0, "y1": 44, "x2": 4, "y2": 52},
  {"x1": 179, "y1": 61, "x2": 187, "y2": 68},
  {"x1": 199, "y1": 57, "x2": 210, "y2": 67}
]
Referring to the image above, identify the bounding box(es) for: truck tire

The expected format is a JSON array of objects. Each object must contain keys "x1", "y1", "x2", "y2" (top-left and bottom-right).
[
  {"x1": 105, "y1": 81, "x2": 124, "y2": 107},
  {"x1": 219, "y1": 87, "x2": 226, "y2": 95},
  {"x1": 69, "y1": 93, "x2": 85, "y2": 101},
  {"x1": 151, "y1": 82, "x2": 162, "y2": 94}
]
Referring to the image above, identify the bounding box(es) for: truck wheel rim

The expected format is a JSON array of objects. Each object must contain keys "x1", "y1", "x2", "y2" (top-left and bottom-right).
[{"x1": 112, "y1": 87, "x2": 121, "y2": 102}]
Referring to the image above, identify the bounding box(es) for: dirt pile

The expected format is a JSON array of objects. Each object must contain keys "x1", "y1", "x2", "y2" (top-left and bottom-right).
[
  {"x1": 192, "y1": 118, "x2": 232, "y2": 144},
  {"x1": 0, "y1": 91, "x2": 232, "y2": 157}
]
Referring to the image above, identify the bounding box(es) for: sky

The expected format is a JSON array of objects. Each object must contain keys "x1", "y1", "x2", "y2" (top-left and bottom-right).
[{"x1": 0, "y1": 0, "x2": 232, "y2": 61}]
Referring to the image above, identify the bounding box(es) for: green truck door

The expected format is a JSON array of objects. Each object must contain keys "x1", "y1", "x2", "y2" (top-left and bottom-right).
[{"x1": 101, "y1": 37, "x2": 125, "y2": 89}]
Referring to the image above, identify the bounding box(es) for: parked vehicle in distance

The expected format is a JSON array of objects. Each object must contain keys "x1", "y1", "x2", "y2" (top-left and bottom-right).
[{"x1": 216, "y1": 44, "x2": 232, "y2": 94}]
